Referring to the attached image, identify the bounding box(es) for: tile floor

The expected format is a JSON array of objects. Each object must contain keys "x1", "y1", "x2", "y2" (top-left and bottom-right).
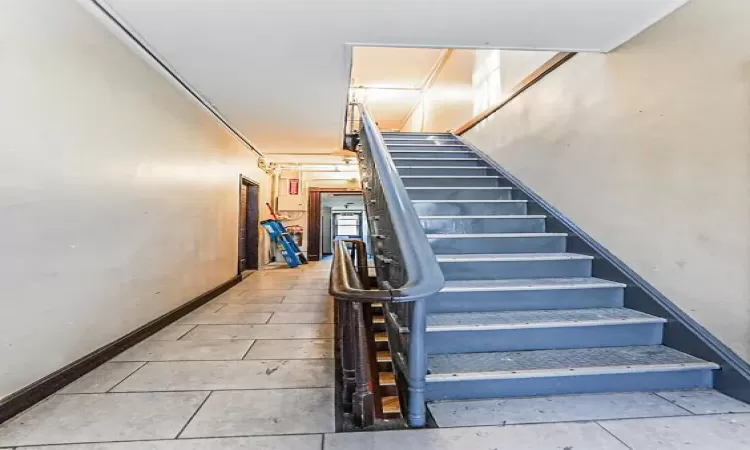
[{"x1": 2, "y1": 260, "x2": 749, "y2": 449}]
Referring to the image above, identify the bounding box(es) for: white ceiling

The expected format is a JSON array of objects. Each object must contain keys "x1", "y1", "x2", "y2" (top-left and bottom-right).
[{"x1": 103, "y1": 0, "x2": 688, "y2": 155}]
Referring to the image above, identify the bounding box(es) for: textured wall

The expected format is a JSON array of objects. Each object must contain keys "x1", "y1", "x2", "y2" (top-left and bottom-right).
[
  {"x1": 464, "y1": 0, "x2": 750, "y2": 360},
  {"x1": 0, "y1": 0, "x2": 270, "y2": 399}
]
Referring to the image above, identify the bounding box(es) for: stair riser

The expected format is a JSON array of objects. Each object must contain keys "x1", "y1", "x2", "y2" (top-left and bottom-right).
[
  {"x1": 420, "y1": 217, "x2": 545, "y2": 234},
  {"x1": 398, "y1": 167, "x2": 497, "y2": 176},
  {"x1": 413, "y1": 201, "x2": 527, "y2": 216},
  {"x1": 385, "y1": 139, "x2": 461, "y2": 144},
  {"x1": 383, "y1": 133, "x2": 453, "y2": 138},
  {"x1": 388, "y1": 144, "x2": 468, "y2": 151},
  {"x1": 403, "y1": 178, "x2": 507, "y2": 188},
  {"x1": 428, "y1": 288, "x2": 625, "y2": 313},
  {"x1": 429, "y1": 236, "x2": 566, "y2": 254},
  {"x1": 408, "y1": 189, "x2": 512, "y2": 201},
  {"x1": 440, "y1": 259, "x2": 592, "y2": 281},
  {"x1": 393, "y1": 159, "x2": 487, "y2": 167},
  {"x1": 425, "y1": 322, "x2": 664, "y2": 354},
  {"x1": 424, "y1": 369, "x2": 714, "y2": 402},
  {"x1": 390, "y1": 151, "x2": 474, "y2": 159}
]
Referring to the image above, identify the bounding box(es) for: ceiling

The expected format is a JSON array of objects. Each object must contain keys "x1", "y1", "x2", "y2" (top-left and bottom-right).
[{"x1": 103, "y1": 0, "x2": 689, "y2": 156}]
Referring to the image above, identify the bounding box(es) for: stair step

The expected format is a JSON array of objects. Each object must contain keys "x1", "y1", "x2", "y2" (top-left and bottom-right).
[
  {"x1": 419, "y1": 215, "x2": 546, "y2": 234},
  {"x1": 407, "y1": 187, "x2": 512, "y2": 201},
  {"x1": 429, "y1": 278, "x2": 625, "y2": 313},
  {"x1": 397, "y1": 166, "x2": 498, "y2": 176},
  {"x1": 382, "y1": 396, "x2": 402, "y2": 416},
  {"x1": 402, "y1": 176, "x2": 507, "y2": 188},
  {"x1": 375, "y1": 332, "x2": 388, "y2": 342},
  {"x1": 425, "y1": 346, "x2": 718, "y2": 401},
  {"x1": 390, "y1": 151, "x2": 473, "y2": 159},
  {"x1": 413, "y1": 200, "x2": 527, "y2": 216},
  {"x1": 373, "y1": 316, "x2": 385, "y2": 324},
  {"x1": 393, "y1": 158, "x2": 486, "y2": 167},
  {"x1": 377, "y1": 351, "x2": 392, "y2": 363},
  {"x1": 424, "y1": 308, "x2": 665, "y2": 354},
  {"x1": 428, "y1": 233, "x2": 567, "y2": 255},
  {"x1": 380, "y1": 372, "x2": 396, "y2": 386},
  {"x1": 437, "y1": 253, "x2": 592, "y2": 280}
]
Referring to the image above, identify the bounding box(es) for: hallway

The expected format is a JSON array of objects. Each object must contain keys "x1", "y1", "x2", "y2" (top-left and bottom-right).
[{"x1": 0, "y1": 262, "x2": 336, "y2": 448}]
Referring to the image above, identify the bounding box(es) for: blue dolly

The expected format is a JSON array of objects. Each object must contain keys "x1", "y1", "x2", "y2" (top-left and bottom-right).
[{"x1": 261, "y1": 219, "x2": 308, "y2": 268}]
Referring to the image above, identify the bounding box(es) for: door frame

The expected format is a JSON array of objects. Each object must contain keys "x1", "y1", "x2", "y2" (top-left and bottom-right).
[
  {"x1": 238, "y1": 176, "x2": 261, "y2": 274},
  {"x1": 307, "y1": 187, "x2": 362, "y2": 261}
]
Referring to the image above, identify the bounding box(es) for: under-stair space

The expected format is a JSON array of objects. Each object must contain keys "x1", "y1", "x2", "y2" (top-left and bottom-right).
[{"x1": 383, "y1": 131, "x2": 726, "y2": 427}]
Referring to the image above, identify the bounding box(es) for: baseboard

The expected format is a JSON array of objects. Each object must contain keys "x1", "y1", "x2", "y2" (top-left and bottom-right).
[
  {"x1": 456, "y1": 134, "x2": 750, "y2": 404},
  {"x1": 0, "y1": 274, "x2": 241, "y2": 425}
]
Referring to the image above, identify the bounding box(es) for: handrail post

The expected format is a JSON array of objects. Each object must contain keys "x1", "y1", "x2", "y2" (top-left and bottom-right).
[{"x1": 407, "y1": 298, "x2": 427, "y2": 427}]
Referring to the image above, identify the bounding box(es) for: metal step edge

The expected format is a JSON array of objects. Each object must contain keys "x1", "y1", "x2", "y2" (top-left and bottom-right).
[
  {"x1": 413, "y1": 199, "x2": 527, "y2": 203},
  {"x1": 437, "y1": 253, "x2": 593, "y2": 263},
  {"x1": 402, "y1": 176, "x2": 501, "y2": 179},
  {"x1": 406, "y1": 187, "x2": 512, "y2": 190},
  {"x1": 389, "y1": 149, "x2": 471, "y2": 152},
  {"x1": 419, "y1": 215, "x2": 545, "y2": 219},
  {"x1": 427, "y1": 232, "x2": 567, "y2": 239},
  {"x1": 441, "y1": 278, "x2": 626, "y2": 292},
  {"x1": 425, "y1": 317, "x2": 666, "y2": 333},
  {"x1": 426, "y1": 362, "x2": 720, "y2": 382},
  {"x1": 387, "y1": 144, "x2": 469, "y2": 147},
  {"x1": 392, "y1": 158, "x2": 481, "y2": 161},
  {"x1": 396, "y1": 166, "x2": 490, "y2": 169}
]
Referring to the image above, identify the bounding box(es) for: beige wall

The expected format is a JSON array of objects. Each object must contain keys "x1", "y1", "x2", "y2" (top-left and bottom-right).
[
  {"x1": 402, "y1": 49, "x2": 557, "y2": 132},
  {"x1": 0, "y1": 0, "x2": 271, "y2": 399},
  {"x1": 464, "y1": 0, "x2": 750, "y2": 360}
]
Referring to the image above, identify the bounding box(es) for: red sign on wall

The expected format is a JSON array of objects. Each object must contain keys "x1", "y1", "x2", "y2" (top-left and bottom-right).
[{"x1": 288, "y1": 178, "x2": 300, "y2": 195}]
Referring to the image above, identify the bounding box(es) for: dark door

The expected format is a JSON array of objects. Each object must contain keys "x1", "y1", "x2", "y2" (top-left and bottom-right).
[{"x1": 239, "y1": 178, "x2": 260, "y2": 272}]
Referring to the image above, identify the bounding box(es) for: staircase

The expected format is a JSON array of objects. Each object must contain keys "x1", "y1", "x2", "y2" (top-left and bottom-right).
[{"x1": 383, "y1": 132, "x2": 720, "y2": 416}]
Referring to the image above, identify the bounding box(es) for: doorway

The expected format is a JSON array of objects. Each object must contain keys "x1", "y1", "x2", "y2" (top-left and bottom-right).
[
  {"x1": 307, "y1": 188, "x2": 363, "y2": 261},
  {"x1": 238, "y1": 176, "x2": 260, "y2": 273}
]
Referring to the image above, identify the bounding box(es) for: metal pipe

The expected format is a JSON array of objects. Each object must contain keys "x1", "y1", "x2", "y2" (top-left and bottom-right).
[{"x1": 407, "y1": 298, "x2": 427, "y2": 427}]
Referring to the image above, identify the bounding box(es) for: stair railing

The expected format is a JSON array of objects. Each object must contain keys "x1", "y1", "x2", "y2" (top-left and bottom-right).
[{"x1": 330, "y1": 103, "x2": 445, "y2": 427}]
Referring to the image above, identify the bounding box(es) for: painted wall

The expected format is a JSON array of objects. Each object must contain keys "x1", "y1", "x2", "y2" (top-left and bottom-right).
[
  {"x1": 0, "y1": 0, "x2": 270, "y2": 400},
  {"x1": 464, "y1": 0, "x2": 750, "y2": 360},
  {"x1": 402, "y1": 49, "x2": 556, "y2": 133}
]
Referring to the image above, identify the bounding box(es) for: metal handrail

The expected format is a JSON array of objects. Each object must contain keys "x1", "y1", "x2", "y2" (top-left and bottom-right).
[
  {"x1": 354, "y1": 103, "x2": 445, "y2": 301},
  {"x1": 330, "y1": 103, "x2": 444, "y2": 428}
]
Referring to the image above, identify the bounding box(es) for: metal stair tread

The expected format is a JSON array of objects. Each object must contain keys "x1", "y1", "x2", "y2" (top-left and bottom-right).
[
  {"x1": 396, "y1": 166, "x2": 488, "y2": 169},
  {"x1": 427, "y1": 232, "x2": 565, "y2": 239},
  {"x1": 419, "y1": 215, "x2": 545, "y2": 219},
  {"x1": 406, "y1": 186, "x2": 511, "y2": 190},
  {"x1": 425, "y1": 308, "x2": 664, "y2": 331},
  {"x1": 436, "y1": 253, "x2": 590, "y2": 263},
  {"x1": 402, "y1": 175, "x2": 501, "y2": 179},
  {"x1": 441, "y1": 277, "x2": 626, "y2": 292},
  {"x1": 413, "y1": 199, "x2": 526, "y2": 203},
  {"x1": 427, "y1": 346, "x2": 719, "y2": 379}
]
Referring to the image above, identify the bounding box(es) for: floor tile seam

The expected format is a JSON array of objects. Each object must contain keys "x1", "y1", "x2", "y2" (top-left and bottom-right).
[
  {"x1": 7, "y1": 432, "x2": 327, "y2": 448},
  {"x1": 430, "y1": 410, "x2": 750, "y2": 429},
  {"x1": 175, "y1": 325, "x2": 198, "y2": 341},
  {"x1": 105, "y1": 360, "x2": 150, "y2": 393},
  {"x1": 110, "y1": 385, "x2": 335, "y2": 394},
  {"x1": 175, "y1": 391, "x2": 213, "y2": 439},
  {"x1": 594, "y1": 421, "x2": 634, "y2": 450},
  {"x1": 100, "y1": 357, "x2": 335, "y2": 363},
  {"x1": 650, "y1": 391, "x2": 697, "y2": 415}
]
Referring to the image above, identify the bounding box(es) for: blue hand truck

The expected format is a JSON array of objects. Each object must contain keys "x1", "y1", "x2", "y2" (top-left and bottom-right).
[{"x1": 261, "y1": 204, "x2": 308, "y2": 268}]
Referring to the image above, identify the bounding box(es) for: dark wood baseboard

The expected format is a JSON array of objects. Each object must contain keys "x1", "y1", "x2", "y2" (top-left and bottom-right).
[{"x1": 0, "y1": 274, "x2": 241, "y2": 425}]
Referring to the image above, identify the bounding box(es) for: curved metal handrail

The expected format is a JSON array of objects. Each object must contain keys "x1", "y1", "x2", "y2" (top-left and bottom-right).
[
  {"x1": 354, "y1": 103, "x2": 445, "y2": 301},
  {"x1": 329, "y1": 240, "x2": 390, "y2": 303}
]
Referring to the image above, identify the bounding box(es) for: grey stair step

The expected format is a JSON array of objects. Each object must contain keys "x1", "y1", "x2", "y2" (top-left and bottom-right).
[
  {"x1": 428, "y1": 233, "x2": 567, "y2": 254},
  {"x1": 437, "y1": 253, "x2": 593, "y2": 280},
  {"x1": 397, "y1": 166, "x2": 498, "y2": 176},
  {"x1": 423, "y1": 308, "x2": 665, "y2": 354},
  {"x1": 392, "y1": 158, "x2": 486, "y2": 167},
  {"x1": 382, "y1": 132, "x2": 453, "y2": 137},
  {"x1": 427, "y1": 391, "x2": 717, "y2": 427},
  {"x1": 407, "y1": 187, "x2": 512, "y2": 201},
  {"x1": 388, "y1": 144, "x2": 468, "y2": 150},
  {"x1": 385, "y1": 138, "x2": 460, "y2": 145},
  {"x1": 390, "y1": 150, "x2": 474, "y2": 159},
  {"x1": 402, "y1": 176, "x2": 507, "y2": 188},
  {"x1": 429, "y1": 278, "x2": 625, "y2": 313},
  {"x1": 419, "y1": 215, "x2": 546, "y2": 234},
  {"x1": 425, "y1": 346, "x2": 718, "y2": 401},
  {"x1": 413, "y1": 200, "x2": 527, "y2": 216}
]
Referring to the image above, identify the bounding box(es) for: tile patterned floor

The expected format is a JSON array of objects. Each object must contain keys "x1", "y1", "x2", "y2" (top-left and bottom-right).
[{"x1": 2, "y1": 260, "x2": 749, "y2": 449}]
